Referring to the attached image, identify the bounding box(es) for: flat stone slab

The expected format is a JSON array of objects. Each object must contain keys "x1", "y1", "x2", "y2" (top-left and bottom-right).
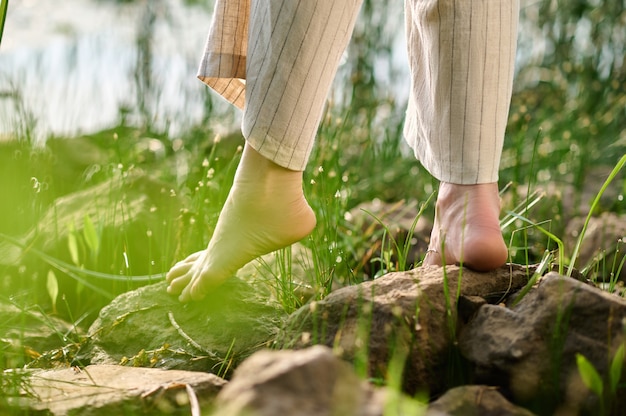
[
  {"x1": 86, "y1": 279, "x2": 286, "y2": 374},
  {"x1": 13, "y1": 365, "x2": 226, "y2": 415}
]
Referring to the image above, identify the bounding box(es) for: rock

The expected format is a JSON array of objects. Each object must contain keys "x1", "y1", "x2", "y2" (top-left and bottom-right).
[
  {"x1": 425, "y1": 385, "x2": 536, "y2": 416},
  {"x1": 84, "y1": 279, "x2": 286, "y2": 375},
  {"x1": 564, "y1": 212, "x2": 626, "y2": 283},
  {"x1": 458, "y1": 273, "x2": 626, "y2": 414},
  {"x1": 213, "y1": 346, "x2": 376, "y2": 416},
  {"x1": 10, "y1": 364, "x2": 225, "y2": 415},
  {"x1": 213, "y1": 345, "x2": 425, "y2": 416},
  {"x1": 276, "y1": 264, "x2": 531, "y2": 395},
  {"x1": 0, "y1": 301, "x2": 81, "y2": 368}
]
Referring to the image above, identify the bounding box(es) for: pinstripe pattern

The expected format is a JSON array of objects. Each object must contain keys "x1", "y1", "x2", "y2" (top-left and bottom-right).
[
  {"x1": 241, "y1": 0, "x2": 362, "y2": 170},
  {"x1": 197, "y1": 0, "x2": 519, "y2": 182},
  {"x1": 404, "y1": 0, "x2": 519, "y2": 183}
]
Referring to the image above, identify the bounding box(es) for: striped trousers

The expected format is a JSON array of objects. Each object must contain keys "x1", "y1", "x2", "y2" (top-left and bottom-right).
[{"x1": 197, "y1": 0, "x2": 519, "y2": 184}]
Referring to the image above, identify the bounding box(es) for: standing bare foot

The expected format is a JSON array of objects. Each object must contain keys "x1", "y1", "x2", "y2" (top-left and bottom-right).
[
  {"x1": 166, "y1": 144, "x2": 316, "y2": 302},
  {"x1": 423, "y1": 182, "x2": 508, "y2": 271}
]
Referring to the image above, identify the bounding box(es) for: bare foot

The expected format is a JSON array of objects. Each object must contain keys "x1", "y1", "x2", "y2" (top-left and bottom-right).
[
  {"x1": 166, "y1": 145, "x2": 316, "y2": 302},
  {"x1": 423, "y1": 182, "x2": 508, "y2": 271}
]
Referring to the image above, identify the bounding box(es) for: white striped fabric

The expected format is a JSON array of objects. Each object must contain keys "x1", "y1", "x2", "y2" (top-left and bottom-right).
[
  {"x1": 404, "y1": 0, "x2": 519, "y2": 183},
  {"x1": 197, "y1": 0, "x2": 519, "y2": 183}
]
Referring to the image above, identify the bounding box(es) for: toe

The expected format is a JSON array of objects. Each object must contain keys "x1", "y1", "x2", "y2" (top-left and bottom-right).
[
  {"x1": 166, "y1": 263, "x2": 191, "y2": 283},
  {"x1": 178, "y1": 284, "x2": 193, "y2": 303},
  {"x1": 166, "y1": 251, "x2": 205, "y2": 282},
  {"x1": 190, "y1": 278, "x2": 212, "y2": 301},
  {"x1": 167, "y1": 274, "x2": 192, "y2": 295}
]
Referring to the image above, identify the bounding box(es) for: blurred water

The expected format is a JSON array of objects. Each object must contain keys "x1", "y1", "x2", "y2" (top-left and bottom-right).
[{"x1": 0, "y1": 0, "x2": 222, "y2": 142}]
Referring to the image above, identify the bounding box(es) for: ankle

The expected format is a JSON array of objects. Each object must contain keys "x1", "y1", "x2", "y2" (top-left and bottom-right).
[
  {"x1": 436, "y1": 182, "x2": 500, "y2": 217},
  {"x1": 238, "y1": 144, "x2": 302, "y2": 183}
]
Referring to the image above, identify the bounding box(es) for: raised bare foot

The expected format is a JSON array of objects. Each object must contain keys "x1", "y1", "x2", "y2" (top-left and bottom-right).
[
  {"x1": 166, "y1": 145, "x2": 316, "y2": 302},
  {"x1": 423, "y1": 182, "x2": 508, "y2": 271}
]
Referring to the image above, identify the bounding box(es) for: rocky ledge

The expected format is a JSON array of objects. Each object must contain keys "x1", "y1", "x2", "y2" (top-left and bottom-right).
[{"x1": 5, "y1": 264, "x2": 626, "y2": 415}]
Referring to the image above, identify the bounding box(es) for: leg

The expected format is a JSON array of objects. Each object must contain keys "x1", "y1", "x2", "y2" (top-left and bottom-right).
[
  {"x1": 168, "y1": 0, "x2": 363, "y2": 301},
  {"x1": 167, "y1": 144, "x2": 316, "y2": 301},
  {"x1": 404, "y1": 0, "x2": 519, "y2": 270}
]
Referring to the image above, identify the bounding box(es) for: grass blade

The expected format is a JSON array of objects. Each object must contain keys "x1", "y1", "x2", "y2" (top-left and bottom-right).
[
  {"x1": 576, "y1": 353, "x2": 604, "y2": 397},
  {"x1": 0, "y1": 0, "x2": 8, "y2": 48},
  {"x1": 83, "y1": 214, "x2": 100, "y2": 255},
  {"x1": 0, "y1": 232, "x2": 165, "y2": 282},
  {"x1": 506, "y1": 212, "x2": 564, "y2": 275},
  {"x1": 567, "y1": 155, "x2": 626, "y2": 277},
  {"x1": 610, "y1": 344, "x2": 625, "y2": 395},
  {"x1": 46, "y1": 270, "x2": 59, "y2": 314},
  {"x1": 510, "y1": 250, "x2": 553, "y2": 307}
]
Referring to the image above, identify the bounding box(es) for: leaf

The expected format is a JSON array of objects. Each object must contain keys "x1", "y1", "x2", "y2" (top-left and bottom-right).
[
  {"x1": 0, "y1": 0, "x2": 9, "y2": 47},
  {"x1": 46, "y1": 270, "x2": 59, "y2": 314},
  {"x1": 576, "y1": 353, "x2": 604, "y2": 397},
  {"x1": 83, "y1": 214, "x2": 100, "y2": 255},
  {"x1": 75, "y1": 281, "x2": 84, "y2": 297},
  {"x1": 67, "y1": 222, "x2": 80, "y2": 266},
  {"x1": 610, "y1": 344, "x2": 625, "y2": 394}
]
